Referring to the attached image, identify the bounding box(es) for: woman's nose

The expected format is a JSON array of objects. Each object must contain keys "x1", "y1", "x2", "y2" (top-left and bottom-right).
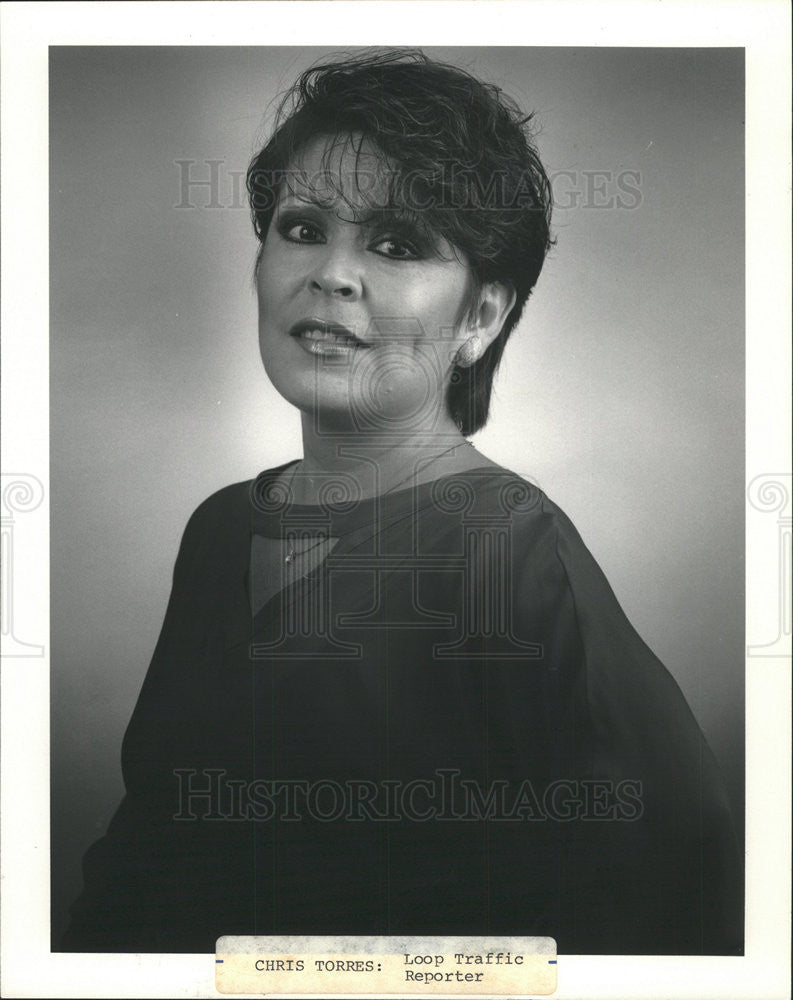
[{"x1": 307, "y1": 251, "x2": 363, "y2": 300}]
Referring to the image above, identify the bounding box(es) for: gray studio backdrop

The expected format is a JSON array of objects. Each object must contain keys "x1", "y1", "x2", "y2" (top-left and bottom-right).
[{"x1": 50, "y1": 46, "x2": 744, "y2": 946}]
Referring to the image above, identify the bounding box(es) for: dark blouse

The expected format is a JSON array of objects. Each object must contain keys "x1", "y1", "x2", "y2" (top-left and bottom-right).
[{"x1": 61, "y1": 462, "x2": 743, "y2": 954}]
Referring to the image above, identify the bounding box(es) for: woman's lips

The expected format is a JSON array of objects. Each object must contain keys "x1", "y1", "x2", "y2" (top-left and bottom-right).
[{"x1": 289, "y1": 320, "x2": 370, "y2": 356}]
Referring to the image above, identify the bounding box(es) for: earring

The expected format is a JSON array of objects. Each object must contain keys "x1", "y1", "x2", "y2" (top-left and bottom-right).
[{"x1": 455, "y1": 335, "x2": 482, "y2": 368}]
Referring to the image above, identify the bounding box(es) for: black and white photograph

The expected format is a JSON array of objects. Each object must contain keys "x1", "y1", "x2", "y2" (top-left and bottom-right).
[{"x1": 1, "y1": 3, "x2": 790, "y2": 999}]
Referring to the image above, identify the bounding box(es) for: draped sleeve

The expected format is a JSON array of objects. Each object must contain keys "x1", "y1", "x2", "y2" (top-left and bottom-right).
[
  {"x1": 517, "y1": 492, "x2": 743, "y2": 954},
  {"x1": 60, "y1": 481, "x2": 254, "y2": 952}
]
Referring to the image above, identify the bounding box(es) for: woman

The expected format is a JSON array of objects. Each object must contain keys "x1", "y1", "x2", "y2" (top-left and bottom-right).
[{"x1": 62, "y1": 50, "x2": 742, "y2": 955}]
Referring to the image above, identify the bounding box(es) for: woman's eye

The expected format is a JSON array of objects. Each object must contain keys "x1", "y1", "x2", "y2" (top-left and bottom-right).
[
  {"x1": 371, "y1": 237, "x2": 421, "y2": 260},
  {"x1": 280, "y1": 220, "x2": 324, "y2": 244}
]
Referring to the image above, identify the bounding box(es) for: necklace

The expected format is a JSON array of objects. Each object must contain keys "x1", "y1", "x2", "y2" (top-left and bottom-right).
[
  {"x1": 283, "y1": 535, "x2": 328, "y2": 565},
  {"x1": 281, "y1": 440, "x2": 470, "y2": 565}
]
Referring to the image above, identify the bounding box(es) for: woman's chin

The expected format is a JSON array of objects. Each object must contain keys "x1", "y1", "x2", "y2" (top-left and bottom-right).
[
  {"x1": 264, "y1": 378, "x2": 363, "y2": 429},
  {"x1": 264, "y1": 368, "x2": 441, "y2": 433}
]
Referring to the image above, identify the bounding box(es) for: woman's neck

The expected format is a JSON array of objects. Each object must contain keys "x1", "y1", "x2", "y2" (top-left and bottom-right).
[{"x1": 288, "y1": 411, "x2": 493, "y2": 504}]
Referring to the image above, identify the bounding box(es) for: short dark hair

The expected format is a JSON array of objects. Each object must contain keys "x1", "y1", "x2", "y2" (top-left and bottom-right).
[{"x1": 247, "y1": 49, "x2": 553, "y2": 435}]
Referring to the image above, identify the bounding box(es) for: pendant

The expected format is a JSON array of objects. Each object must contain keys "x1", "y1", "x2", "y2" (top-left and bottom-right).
[{"x1": 284, "y1": 550, "x2": 295, "y2": 564}]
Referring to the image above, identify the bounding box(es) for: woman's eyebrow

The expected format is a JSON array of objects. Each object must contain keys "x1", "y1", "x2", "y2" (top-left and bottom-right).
[
  {"x1": 274, "y1": 197, "x2": 433, "y2": 242},
  {"x1": 356, "y1": 207, "x2": 426, "y2": 231},
  {"x1": 275, "y1": 192, "x2": 328, "y2": 209}
]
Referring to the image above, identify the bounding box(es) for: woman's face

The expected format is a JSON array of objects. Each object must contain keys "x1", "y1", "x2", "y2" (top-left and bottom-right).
[{"x1": 256, "y1": 134, "x2": 475, "y2": 432}]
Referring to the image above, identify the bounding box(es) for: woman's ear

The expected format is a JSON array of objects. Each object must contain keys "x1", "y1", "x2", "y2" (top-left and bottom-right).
[
  {"x1": 473, "y1": 281, "x2": 517, "y2": 345},
  {"x1": 455, "y1": 282, "x2": 516, "y2": 367}
]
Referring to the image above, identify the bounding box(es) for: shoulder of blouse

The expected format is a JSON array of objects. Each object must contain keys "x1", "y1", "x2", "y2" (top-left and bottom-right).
[
  {"x1": 481, "y1": 473, "x2": 666, "y2": 691},
  {"x1": 457, "y1": 466, "x2": 585, "y2": 557},
  {"x1": 529, "y1": 484, "x2": 720, "y2": 774},
  {"x1": 469, "y1": 469, "x2": 612, "y2": 586},
  {"x1": 173, "y1": 478, "x2": 257, "y2": 564},
  {"x1": 185, "y1": 478, "x2": 254, "y2": 524},
  {"x1": 186, "y1": 479, "x2": 256, "y2": 533},
  {"x1": 175, "y1": 466, "x2": 600, "y2": 572}
]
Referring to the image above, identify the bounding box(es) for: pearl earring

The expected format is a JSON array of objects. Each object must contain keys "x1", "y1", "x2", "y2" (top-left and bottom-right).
[{"x1": 455, "y1": 335, "x2": 482, "y2": 368}]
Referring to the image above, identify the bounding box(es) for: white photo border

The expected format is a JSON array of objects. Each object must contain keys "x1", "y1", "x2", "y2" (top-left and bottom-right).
[{"x1": 1, "y1": 1, "x2": 790, "y2": 998}]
